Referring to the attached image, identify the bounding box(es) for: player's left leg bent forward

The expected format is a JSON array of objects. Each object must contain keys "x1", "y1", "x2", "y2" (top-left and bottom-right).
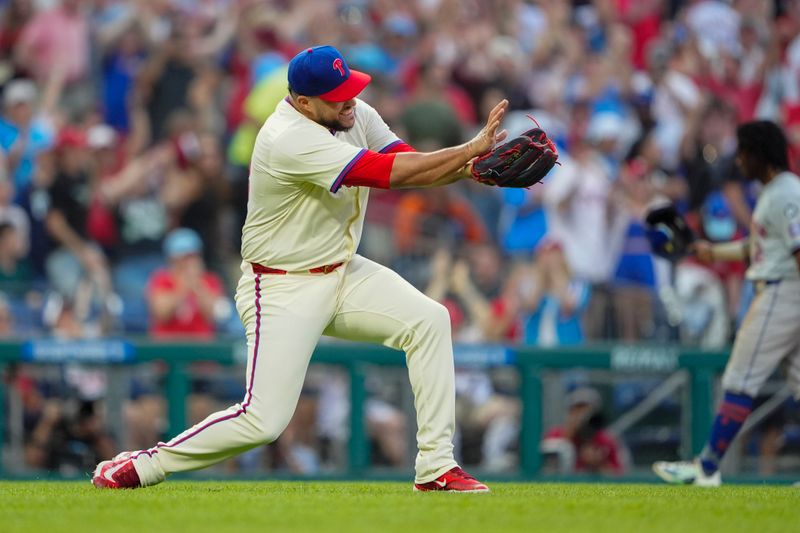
[{"x1": 322, "y1": 255, "x2": 458, "y2": 484}]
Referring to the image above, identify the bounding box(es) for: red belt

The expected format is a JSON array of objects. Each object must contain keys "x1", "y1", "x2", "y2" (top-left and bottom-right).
[{"x1": 251, "y1": 262, "x2": 344, "y2": 275}]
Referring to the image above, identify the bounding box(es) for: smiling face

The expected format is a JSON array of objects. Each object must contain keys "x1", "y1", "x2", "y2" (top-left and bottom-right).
[{"x1": 295, "y1": 95, "x2": 357, "y2": 132}]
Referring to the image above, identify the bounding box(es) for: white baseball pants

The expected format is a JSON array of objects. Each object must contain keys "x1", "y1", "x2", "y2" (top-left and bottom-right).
[
  {"x1": 722, "y1": 279, "x2": 800, "y2": 397},
  {"x1": 131, "y1": 255, "x2": 457, "y2": 485}
]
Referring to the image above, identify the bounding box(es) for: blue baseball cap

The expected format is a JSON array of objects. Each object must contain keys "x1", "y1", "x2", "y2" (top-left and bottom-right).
[
  {"x1": 164, "y1": 228, "x2": 203, "y2": 259},
  {"x1": 288, "y1": 45, "x2": 371, "y2": 102}
]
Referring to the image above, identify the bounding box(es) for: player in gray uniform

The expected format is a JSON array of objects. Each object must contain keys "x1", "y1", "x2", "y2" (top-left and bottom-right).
[{"x1": 654, "y1": 120, "x2": 800, "y2": 486}]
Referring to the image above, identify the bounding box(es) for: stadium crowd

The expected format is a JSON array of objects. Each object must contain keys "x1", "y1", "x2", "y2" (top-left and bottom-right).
[{"x1": 3, "y1": 0, "x2": 800, "y2": 477}]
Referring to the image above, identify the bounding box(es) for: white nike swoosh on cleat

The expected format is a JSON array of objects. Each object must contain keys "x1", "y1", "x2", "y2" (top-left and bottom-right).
[
  {"x1": 434, "y1": 479, "x2": 447, "y2": 488},
  {"x1": 103, "y1": 461, "x2": 128, "y2": 483},
  {"x1": 93, "y1": 460, "x2": 110, "y2": 479}
]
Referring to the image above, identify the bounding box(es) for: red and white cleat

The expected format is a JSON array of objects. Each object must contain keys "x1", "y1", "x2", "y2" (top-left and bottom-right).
[
  {"x1": 413, "y1": 467, "x2": 490, "y2": 493},
  {"x1": 92, "y1": 452, "x2": 141, "y2": 489}
]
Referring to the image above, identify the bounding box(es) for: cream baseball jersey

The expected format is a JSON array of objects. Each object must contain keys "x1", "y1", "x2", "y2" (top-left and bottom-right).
[
  {"x1": 747, "y1": 171, "x2": 800, "y2": 281},
  {"x1": 241, "y1": 97, "x2": 402, "y2": 271}
]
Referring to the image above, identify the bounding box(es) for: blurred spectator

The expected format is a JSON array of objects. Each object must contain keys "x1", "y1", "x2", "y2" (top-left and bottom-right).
[
  {"x1": 674, "y1": 260, "x2": 729, "y2": 347},
  {"x1": 275, "y1": 382, "x2": 323, "y2": 474},
  {"x1": 136, "y1": 227, "x2": 234, "y2": 440},
  {"x1": 424, "y1": 249, "x2": 463, "y2": 331},
  {"x1": 685, "y1": 0, "x2": 741, "y2": 60},
  {"x1": 457, "y1": 165, "x2": 505, "y2": 241},
  {"x1": 136, "y1": 25, "x2": 199, "y2": 142},
  {"x1": 542, "y1": 387, "x2": 626, "y2": 475},
  {"x1": 17, "y1": 147, "x2": 56, "y2": 277},
  {"x1": 400, "y1": 61, "x2": 466, "y2": 150},
  {"x1": 366, "y1": 396, "x2": 408, "y2": 468},
  {"x1": 226, "y1": 64, "x2": 289, "y2": 247},
  {"x1": 42, "y1": 290, "x2": 111, "y2": 339},
  {"x1": 0, "y1": 220, "x2": 31, "y2": 297},
  {"x1": 97, "y1": 17, "x2": 148, "y2": 133},
  {"x1": 393, "y1": 187, "x2": 488, "y2": 287},
  {"x1": 99, "y1": 137, "x2": 176, "y2": 331},
  {"x1": 453, "y1": 243, "x2": 522, "y2": 344},
  {"x1": 84, "y1": 124, "x2": 123, "y2": 253},
  {"x1": 698, "y1": 24, "x2": 768, "y2": 124},
  {"x1": 426, "y1": 245, "x2": 521, "y2": 344},
  {"x1": 494, "y1": 114, "x2": 562, "y2": 259},
  {"x1": 25, "y1": 397, "x2": 115, "y2": 476},
  {"x1": 615, "y1": 0, "x2": 664, "y2": 71},
  {"x1": 14, "y1": 0, "x2": 91, "y2": 114},
  {"x1": 542, "y1": 136, "x2": 628, "y2": 340},
  {"x1": 0, "y1": 0, "x2": 34, "y2": 76},
  {"x1": 609, "y1": 134, "x2": 676, "y2": 342},
  {"x1": 455, "y1": 367, "x2": 520, "y2": 472},
  {"x1": 679, "y1": 98, "x2": 750, "y2": 320},
  {"x1": 496, "y1": 185, "x2": 548, "y2": 259},
  {"x1": 519, "y1": 242, "x2": 590, "y2": 346},
  {"x1": 312, "y1": 365, "x2": 409, "y2": 472},
  {"x1": 162, "y1": 132, "x2": 228, "y2": 272},
  {"x1": 146, "y1": 227, "x2": 228, "y2": 338},
  {"x1": 44, "y1": 126, "x2": 116, "y2": 332},
  {"x1": 0, "y1": 171, "x2": 30, "y2": 256},
  {"x1": 134, "y1": 5, "x2": 235, "y2": 143},
  {"x1": 0, "y1": 292, "x2": 14, "y2": 336},
  {"x1": 648, "y1": 37, "x2": 703, "y2": 171},
  {"x1": 681, "y1": 98, "x2": 748, "y2": 226},
  {"x1": 0, "y1": 78, "x2": 56, "y2": 197},
  {"x1": 394, "y1": 188, "x2": 488, "y2": 255}
]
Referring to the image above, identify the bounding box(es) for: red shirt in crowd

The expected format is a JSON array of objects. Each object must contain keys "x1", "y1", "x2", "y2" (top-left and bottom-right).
[
  {"x1": 544, "y1": 426, "x2": 624, "y2": 475},
  {"x1": 147, "y1": 269, "x2": 224, "y2": 339}
]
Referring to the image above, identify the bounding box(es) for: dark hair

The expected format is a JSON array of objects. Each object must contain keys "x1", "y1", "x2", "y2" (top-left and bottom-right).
[
  {"x1": 624, "y1": 126, "x2": 655, "y2": 162},
  {"x1": 0, "y1": 221, "x2": 14, "y2": 238},
  {"x1": 736, "y1": 120, "x2": 789, "y2": 171}
]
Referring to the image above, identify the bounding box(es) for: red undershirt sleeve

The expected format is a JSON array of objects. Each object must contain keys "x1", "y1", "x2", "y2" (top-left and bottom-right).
[
  {"x1": 336, "y1": 142, "x2": 416, "y2": 191},
  {"x1": 379, "y1": 140, "x2": 416, "y2": 154}
]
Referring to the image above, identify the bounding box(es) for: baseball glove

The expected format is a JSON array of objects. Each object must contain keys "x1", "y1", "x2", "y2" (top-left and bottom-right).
[
  {"x1": 644, "y1": 204, "x2": 695, "y2": 261},
  {"x1": 470, "y1": 118, "x2": 559, "y2": 188}
]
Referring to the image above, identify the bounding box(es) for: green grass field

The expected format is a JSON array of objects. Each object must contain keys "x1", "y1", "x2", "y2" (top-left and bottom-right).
[{"x1": 1, "y1": 481, "x2": 796, "y2": 533}]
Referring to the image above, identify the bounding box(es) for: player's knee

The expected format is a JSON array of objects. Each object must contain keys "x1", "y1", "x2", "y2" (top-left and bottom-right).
[
  {"x1": 419, "y1": 300, "x2": 452, "y2": 335},
  {"x1": 247, "y1": 413, "x2": 290, "y2": 445},
  {"x1": 397, "y1": 299, "x2": 452, "y2": 351},
  {"x1": 253, "y1": 423, "x2": 284, "y2": 445}
]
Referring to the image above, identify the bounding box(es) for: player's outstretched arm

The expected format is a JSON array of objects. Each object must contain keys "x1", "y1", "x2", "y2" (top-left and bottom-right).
[
  {"x1": 388, "y1": 99, "x2": 508, "y2": 189},
  {"x1": 691, "y1": 239, "x2": 750, "y2": 263}
]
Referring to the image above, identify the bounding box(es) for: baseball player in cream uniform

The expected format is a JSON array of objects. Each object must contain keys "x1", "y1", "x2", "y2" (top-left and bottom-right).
[
  {"x1": 93, "y1": 45, "x2": 509, "y2": 492},
  {"x1": 654, "y1": 120, "x2": 800, "y2": 486}
]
